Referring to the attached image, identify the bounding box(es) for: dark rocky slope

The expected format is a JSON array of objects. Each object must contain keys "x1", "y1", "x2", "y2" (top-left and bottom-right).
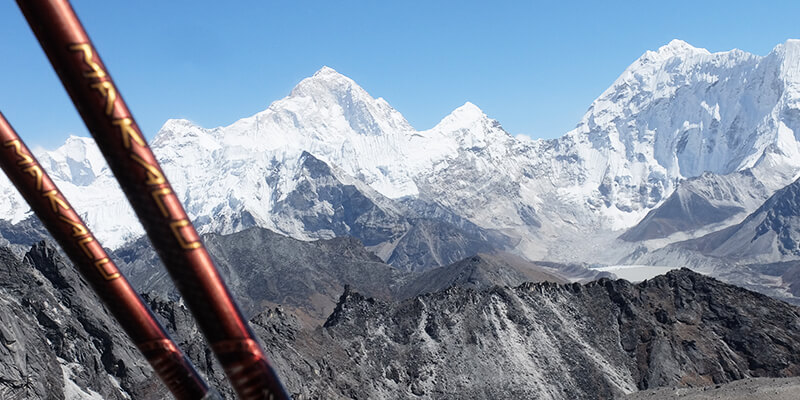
[
  {"x1": 399, "y1": 252, "x2": 568, "y2": 298},
  {"x1": 261, "y1": 270, "x2": 800, "y2": 399},
  {"x1": 4, "y1": 239, "x2": 800, "y2": 399},
  {"x1": 620, "y1": 171, "x2": 767, "y2": 242},
  {"x1": 115, "y1": 226, "x2": 563, "y2": 324},
  {"x1": 0, "y1": 243, "x2": 168, "y2": 399},
  {"x1": 673, "y1": 176, "x2": 800, "y2": 260},
  {"x1": 155, "y1": 269, "x2": 800, "y2": 400}
]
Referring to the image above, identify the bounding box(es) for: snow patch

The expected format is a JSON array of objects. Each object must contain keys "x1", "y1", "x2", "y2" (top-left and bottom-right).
[{"x1": 59, "y1": 358, "x2": 106, "y2": 400}]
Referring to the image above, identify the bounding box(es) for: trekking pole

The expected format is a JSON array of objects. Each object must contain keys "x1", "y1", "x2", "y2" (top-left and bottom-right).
[
  {"x1": 16, "y1": 1, "x2": 291, "y2": 398},
  {"x1": 0, "y1": 112, "x2": 216, "y2": 399}
]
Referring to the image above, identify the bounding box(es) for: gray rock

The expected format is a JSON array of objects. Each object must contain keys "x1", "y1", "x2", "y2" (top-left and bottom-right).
[{"x1": 0, "y1": 242, "x2": 167, "y2": 399}]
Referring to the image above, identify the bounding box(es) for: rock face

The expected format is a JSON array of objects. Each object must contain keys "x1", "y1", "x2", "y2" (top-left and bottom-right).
[
  {"x1": 3, "y1": 240, "x2": 800, "y2": 400},
  {"x1": 149, "y1": 268, "x2": 799, "y2": 400},
  {"x1": 146, "y1": 269, "x2": 800, "y2": 400},
  {"x1": 116, "y1": 226, "x2": 561, "y2": 323},
  {"x1": 0, "y1": 216, "x2": 50, "y2": 257},
  {"x1": 620, "y1": 170, "x2": 770, "y2": 242},
  {"x1": 673, "y1": 176, "x2": 800, "y2": 261},
  {"x1": 265, "y1": 269, "x2": 800, "y2": 400},
  {"x1": 268, "y1": 151, "x2": 509, "y2": 271},
  {"x1": 0, "y1": 243, "x2": 167, "y2": 399}
]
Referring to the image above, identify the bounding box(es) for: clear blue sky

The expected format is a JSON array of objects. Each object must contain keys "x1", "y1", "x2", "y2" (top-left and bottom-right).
[{"x1": 1, "y1": 1, "x2": 799, "y2": 148}]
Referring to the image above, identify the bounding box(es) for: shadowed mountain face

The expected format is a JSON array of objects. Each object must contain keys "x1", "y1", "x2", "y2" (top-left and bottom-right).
[
  {"x1": 272, "y1": 151, "x2": 411, "y2": 247},
  {"x1": 115, "y1": 227, "x2": 405, "y2": 322},
  {"x1": 620, "y1": 171, "x2": 769, "y2": 242},
  {"x1": 625, "y1": 175, "x2": 800, "y2": 306},
  {"x1": 115, "y1": 226, "x2": 562, "y2": 323},
  {"x1": 673, "y1": 176, "x2": 800, "y2": 261},
  {"x1": 275, "y1": 151, "x2": 511, "y2": 272}
]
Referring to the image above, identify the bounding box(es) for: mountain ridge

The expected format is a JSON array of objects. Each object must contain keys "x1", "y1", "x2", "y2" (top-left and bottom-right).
[{"x1": 2, "y1": 40, "x2": 800, "y2": 267}]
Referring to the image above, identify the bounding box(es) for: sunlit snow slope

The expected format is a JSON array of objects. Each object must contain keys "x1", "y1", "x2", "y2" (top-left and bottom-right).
[{"x1": 2, "y1": 40, "x2": 800, "y2": 257}]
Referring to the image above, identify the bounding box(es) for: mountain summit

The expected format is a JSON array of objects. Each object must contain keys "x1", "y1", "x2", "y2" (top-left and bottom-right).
[{"x1": 2, "y1": 40, "x2": 800, "y2": 263}]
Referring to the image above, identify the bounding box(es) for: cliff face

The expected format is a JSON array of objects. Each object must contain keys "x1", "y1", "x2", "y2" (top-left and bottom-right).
[
  {"x1": 153, "y1": 269, "x2": 800, "y2": 400},
  {"x1": 272, "y1": 270, "x2": 800, "y2": 399},
  {"x1": 0, "y1": 243, "x2": 167, "y2": 399},
  {"x1": 3, "y1": 241, "x2": 800, "y2": 400}
]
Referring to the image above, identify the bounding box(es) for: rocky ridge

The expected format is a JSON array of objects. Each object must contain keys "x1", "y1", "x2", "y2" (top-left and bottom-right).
[
  {"x1": 115, "y1": 226, "x2": 565, "y2": 323},
  {"x1": 161, "y1": 269, "x2": 800, "y2": 399},
  {"x1": 2, "y1": 239, "x2": 800, "y2": 399}
]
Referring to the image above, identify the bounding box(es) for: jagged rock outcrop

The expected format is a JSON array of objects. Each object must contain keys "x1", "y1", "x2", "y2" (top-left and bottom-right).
[
  {"x1": 0, "y1": 243, "x2": 167, "y2": 399},
  {"x1": 267, "y1": 269, "x2": 800, "y2": 399},
  {"x1": 4, "y1": 239, "x2": 800, "y2": 400},
  {"x1": 0, "y1": 216, "x2": 50, "y2": 258}
]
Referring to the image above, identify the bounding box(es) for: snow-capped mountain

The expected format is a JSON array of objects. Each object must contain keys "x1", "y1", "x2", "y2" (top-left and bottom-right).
[
  {"x1": 532, "y1": 39, "x2": 800, "y2": 225},
  {"x1": 0, "y1": 136, "x2": 140, "y2": 248},
  {"x1": 3, "y1": 40, "x2": 800, "y2": 264}
]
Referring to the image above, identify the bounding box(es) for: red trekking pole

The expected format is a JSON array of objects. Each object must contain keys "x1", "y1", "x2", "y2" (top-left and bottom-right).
[
  {"x1": 16, "y1": 1, "x2": 290, "y2": 398},
  {"x1": 0, "y1": 112, "x2": 215, "y2": 399}
]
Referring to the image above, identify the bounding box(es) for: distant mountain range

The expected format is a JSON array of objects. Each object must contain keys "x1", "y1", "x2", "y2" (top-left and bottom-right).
[
  {"x1": 3, "y1": 40, "x2": 800, "y2": 267},
  {"x1": 3, "y1": 39, "x2": 800, "y2": 398}
]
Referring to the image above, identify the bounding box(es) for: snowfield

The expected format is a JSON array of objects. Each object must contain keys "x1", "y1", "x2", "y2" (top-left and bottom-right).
[{"x1": 2, "y1": 40, "x2": 800, "y2": 266}]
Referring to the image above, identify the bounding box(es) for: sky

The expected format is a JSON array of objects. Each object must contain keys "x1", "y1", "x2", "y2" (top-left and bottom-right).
[{"x1": 1, "y1": 0, "x2": 800, "y2": 149}]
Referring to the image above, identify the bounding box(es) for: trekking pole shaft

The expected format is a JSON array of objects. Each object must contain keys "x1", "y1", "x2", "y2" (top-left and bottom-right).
[
  {"x1": 16, "y1": 1, "x2": 290, "y2": 398},
  {"x1": 0, "y1": 112, "x2": 211, "y2": 400}
]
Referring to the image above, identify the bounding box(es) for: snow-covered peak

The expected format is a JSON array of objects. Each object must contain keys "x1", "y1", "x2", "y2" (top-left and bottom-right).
[
  {"x1": 154, "y1": 118, "x2": 214, "y2": 144},
  {"x1": 55, "y1": 135, "x2": 96, "y2": 158},
  {"x1": 423, "y1": 102, "x2": 511, "y2": 154},
  {"x1": 4, "y1": 40, "x2": 800, "y2": 256},
  {"x1": 772, "y1": 40, "x2": 800, "y2": 85},
  {"x1": 558, "y1": 37, "x2": 800, "y2": 220},
  {"x1": 290, "y1": 66, "x2": 356, "y2": 96},
  {"x1": 312, "y1": 65, "x2": 340, "y2": 77},
  {"x1": 35, "y1": 135, "x2": 106, "y2": 185},
  {"x1": 773, "y1": 39, "x2": 800, "y2": 56},
  {"x1": 449, "y1": 101, "x2": 485, "y2": 121},
  {"x1": 160, "y1": 118, "x2": 198, "y2": 132},
  {"x1": 654, "y1": 39, "x2": 708, "y2": 57},
  {"x1": 433, "y1": 102, "x2": 487, "y2": 131},
  {"x1": 255, "y1": 66, "x2": 415, "y2": 138}
]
